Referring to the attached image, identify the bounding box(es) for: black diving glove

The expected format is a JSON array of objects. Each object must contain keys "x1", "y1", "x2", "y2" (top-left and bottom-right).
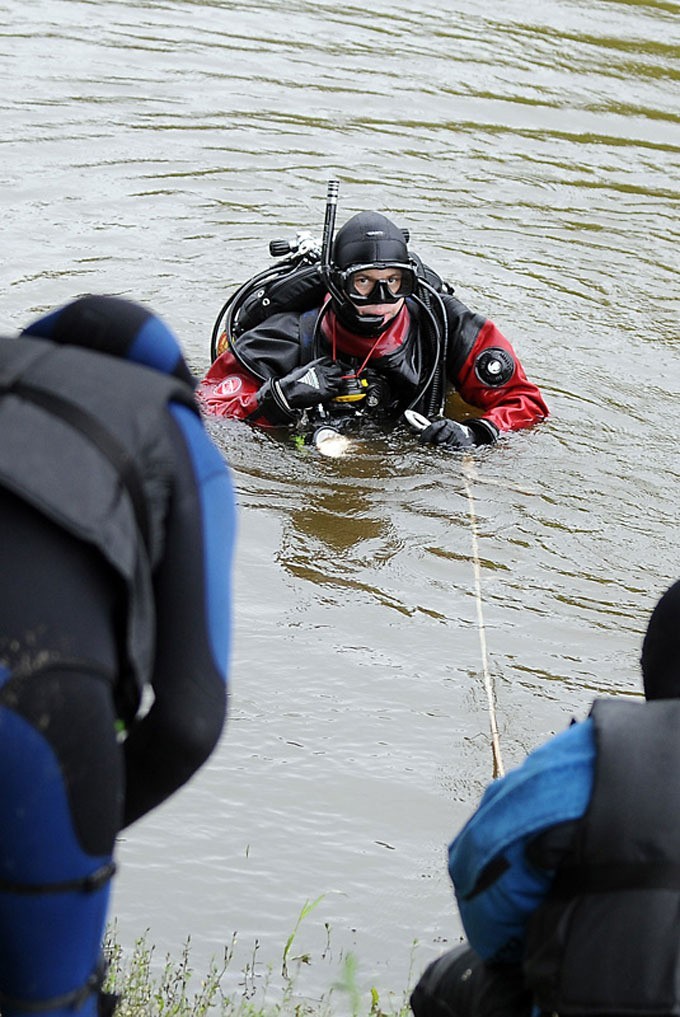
[
  {"x1": 419, "y1": 417, "x2": 499, "y2": 449},
  {"x1": 260, "y1": 357, "x2": 344, "y2": 422},
  {"x1": 279, "y1": 357, "x2": 344, "y2": 407}
]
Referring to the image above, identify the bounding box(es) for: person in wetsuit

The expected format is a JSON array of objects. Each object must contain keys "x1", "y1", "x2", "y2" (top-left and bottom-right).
[
  {"x1": 410, "y1": 578, "x2": 680, "y2": 1017},
  {"x1": 198, "y1": 211, "x2": 548, "y2": 448},
  {"x1": 0, "y1": 296, "x2": 236, "y2": 1017}
]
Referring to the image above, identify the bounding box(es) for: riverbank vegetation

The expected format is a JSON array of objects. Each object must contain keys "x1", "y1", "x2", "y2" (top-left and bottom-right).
[{"x1": 103, "y1": 916, "x2": 415, "y2": 1017}]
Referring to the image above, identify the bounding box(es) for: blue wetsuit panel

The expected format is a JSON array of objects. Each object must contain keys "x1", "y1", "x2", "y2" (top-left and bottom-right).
[
  {"x1": 448, "y1": 720, "x2": 596, "y2": 962},
  {"x1": 167, "y1": 402, "x2": 235, "y2": 680}
]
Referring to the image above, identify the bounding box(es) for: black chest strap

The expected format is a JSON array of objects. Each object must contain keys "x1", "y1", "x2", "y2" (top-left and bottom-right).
[{"x1": 299, "y1": 308, "x2": 318, "y2": 365}]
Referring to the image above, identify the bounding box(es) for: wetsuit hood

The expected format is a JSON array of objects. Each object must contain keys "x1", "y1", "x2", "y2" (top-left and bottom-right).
[
  {"x1": 332, "y1": 211, "x2": 410, "y2": 270},
  {"x1": 329, "y1": 212, "x2": 412, "y2": 337},
  {"x1": 22, "y1": 295, "x2": 196, "y2": 388},
  {"x1": 641, "y1": 579, "x2": 680, "y2": 700}
]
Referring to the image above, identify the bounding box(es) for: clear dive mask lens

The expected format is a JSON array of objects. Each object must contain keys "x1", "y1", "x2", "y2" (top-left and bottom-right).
[{"x1": 341, "y1": 263, "x2": 416, "y2": 305}]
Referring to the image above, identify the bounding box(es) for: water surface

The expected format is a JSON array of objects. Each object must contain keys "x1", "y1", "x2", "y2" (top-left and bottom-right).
[{"x1": 1, "y1": 0, "x2": 678, "y2": 1008}]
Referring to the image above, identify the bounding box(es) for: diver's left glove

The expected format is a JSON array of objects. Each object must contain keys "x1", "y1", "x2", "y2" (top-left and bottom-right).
[{"x1": 419, "y1": 417, "x2": 499, "y2": 449}]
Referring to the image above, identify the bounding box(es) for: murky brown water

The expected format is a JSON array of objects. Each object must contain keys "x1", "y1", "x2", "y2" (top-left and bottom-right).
[{"x1": 1, "y1": 0, "x2": 678, "y2": 1008}]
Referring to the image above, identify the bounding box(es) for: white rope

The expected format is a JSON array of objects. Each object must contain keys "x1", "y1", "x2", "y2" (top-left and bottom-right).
[{"x1": 462, "y1": 457, "x2": 504, "y2": 778}]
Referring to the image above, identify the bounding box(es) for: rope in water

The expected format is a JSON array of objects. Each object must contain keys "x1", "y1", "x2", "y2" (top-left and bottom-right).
[{"x1": 462, "y1": 458, "x2": 505, "y2": 778}]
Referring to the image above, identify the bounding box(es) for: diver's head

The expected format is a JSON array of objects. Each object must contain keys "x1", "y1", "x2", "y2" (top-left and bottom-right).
[
  {"x1": 329, "y1": 211, "x2": 416, "y2": 336},
  {"x1": 641, "y1": 579, "x2": 680, "y2": 700}
]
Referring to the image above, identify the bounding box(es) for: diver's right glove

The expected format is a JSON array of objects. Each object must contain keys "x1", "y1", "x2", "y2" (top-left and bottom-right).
[{"x1": 259, "y1": 357, "x2": 344, "y2": 422}]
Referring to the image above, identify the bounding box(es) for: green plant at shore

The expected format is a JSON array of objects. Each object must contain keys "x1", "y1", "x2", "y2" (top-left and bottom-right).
[
  {"x1": 104, "y1": 929, "x2": 230, "y2": 1017},
  {"x1": 281, "y1": 896, "x2": 324, "y2": 979},
  {"x1": 103, "y1": 914, "x2": 414, "y2": 1017}
]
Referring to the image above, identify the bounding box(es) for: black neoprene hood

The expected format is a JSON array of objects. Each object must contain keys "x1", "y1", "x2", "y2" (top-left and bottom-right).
[
  {"x1": 641, "y1": 579, "x2": 680, "y2": 700},
  {"x1": 332, "y1": 211, "x2": 409, "y2": 270}
]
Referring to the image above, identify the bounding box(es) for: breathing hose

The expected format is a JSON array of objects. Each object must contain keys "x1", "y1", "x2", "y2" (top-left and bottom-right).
[{"x1": 407, "y1": 281, "x2": 449, "y2": 417}]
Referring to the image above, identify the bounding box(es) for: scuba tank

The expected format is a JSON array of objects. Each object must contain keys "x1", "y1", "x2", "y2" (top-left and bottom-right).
[
  {"x1": 209, "y1": 231, "x2": 326, "y2": 364},
  {"x1": 209, "y1": 181, "x2": 452, "y2": 417}
]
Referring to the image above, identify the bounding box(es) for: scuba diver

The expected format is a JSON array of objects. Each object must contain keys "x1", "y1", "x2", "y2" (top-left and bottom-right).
[
  {"x1": 198, "y1": 181, "x2": 549, "y2": 448},
  {"x1": 0, "y1": 296, "x2": 236, "y2": 1017},
  {"x1": 411, "y1": 578, "x2": 680, "y2": 1017}
]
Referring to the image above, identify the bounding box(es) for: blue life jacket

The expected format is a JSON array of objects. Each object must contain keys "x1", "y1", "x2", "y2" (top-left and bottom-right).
[{"x1": 448, "y1": 719, "x2": 596, "y2": 963}]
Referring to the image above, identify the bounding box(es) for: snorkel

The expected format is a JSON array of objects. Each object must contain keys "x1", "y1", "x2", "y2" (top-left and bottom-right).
[
  {"x1": 320, "y1": 177, "x2": 339, "y2": 281},
  {"x1": 317, "y1": 179, "x2": 368, "y2": 402}
]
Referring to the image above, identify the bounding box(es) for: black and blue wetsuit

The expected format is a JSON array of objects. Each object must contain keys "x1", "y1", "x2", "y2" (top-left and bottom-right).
[{"x1": 0, "y1": 297, "x2": 236, "y2": 1017}]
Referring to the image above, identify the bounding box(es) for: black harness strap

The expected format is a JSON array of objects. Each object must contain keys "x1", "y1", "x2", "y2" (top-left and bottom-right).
[
  {"x1": 0, "y1": 955, "x2": 108, "y2": 1013},
  {"x1": 0, "y1": 861, "x2": 116, "y2": 896},
  {"x1": 3, "y1": 380, "x2": 151, "y2": 548},
  {"x1": 299, "y1": 308, "x2": 318, "y2": 365},
  {"x1": 550, "y1": 861, "x2": 680, "y2": 897}
]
